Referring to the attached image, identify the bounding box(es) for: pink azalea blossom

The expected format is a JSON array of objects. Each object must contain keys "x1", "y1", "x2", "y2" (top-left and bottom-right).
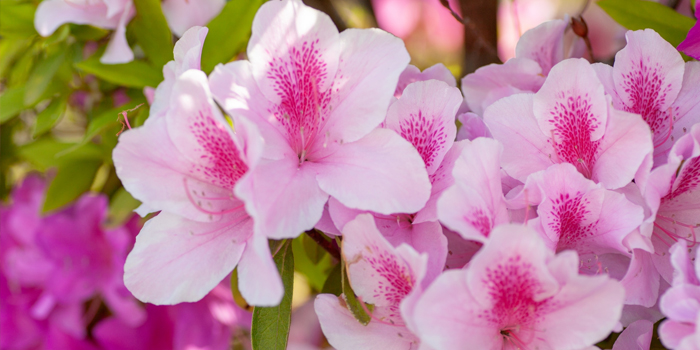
[
  {"x1": 643, "y1": 123, "x2": 700, "y2": 286},
  {"x1": 35, "y1": 0, "x2": 135, "y2": 64},
  {"x1": 514, "y1": 163, "x2": 644, "y2": 274},
  {"x1": 209, "y1": 0, "x2": 431, "y2": 241},
  {"x1": 326, "y1": 80, "x2": 463, "y2": 274},
  {"x1": 413, "y1": 224, "x2": 625, "y2": 350},
  {"x1": 592, "y1": 29, "x2": 700, "y2": 165},
  {"x1": 678, "y1": 0, "x2": 700, "y2": 60},
  {"x1": 114, "y1": 66, "x2": 283, "y2": 306},
  {"x1": 462, "y1": 19, "x2": 582, "y2": 116},
  {"x1": 456, "y1": 112, "x2": 491, "y2": 141},
  {"x1": 484, "y1": 58, "x2": 653, "y2": 190},
  {"x1": 315, "y1": 213, "x2": 435, "y2": 350},
  {"x1": 437, "y1": 137, "x2": 509, "y2": 243},
  {"x1": 658, "y1": 241, "x2": 700, "y2": 349}
]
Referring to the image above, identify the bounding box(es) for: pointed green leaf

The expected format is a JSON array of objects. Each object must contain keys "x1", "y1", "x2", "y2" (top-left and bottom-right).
[
  {"x1": 131, "y1": 0, "x2": 174, "y2": 67},
  {"x1": 292, "y1": 235, "x2": 333, "y2": 291},
  {"x1": 0, "y1": 0, "x2": 37, "y2": 39},
  {"x1": 200, "y1": 0, "x2": 264, "y2": 73},
  {"x1": 341, "y1": 255, "x2": 372, "y2": 325},
  {"x1": 598, "y1": 0, "x2": 695, "y2": 46},
  {"x1": 251, "y1": 239, "x2": 294, "y2": 350},
  {"x1": 33, "y1": 97, "x2": 68, "y2": 137},
  {"x1": 18, "y1": 138, "x2": 104, "y2": 171},
  {"x1": 0, "y1": 86, "x2": 26, "y2": 124},
  {"x1": 43, "y1": 159, "x2": 102, "y2": 212},
  {"x1": 75, "y1": 51, "x2": 162, "y2": 88}
]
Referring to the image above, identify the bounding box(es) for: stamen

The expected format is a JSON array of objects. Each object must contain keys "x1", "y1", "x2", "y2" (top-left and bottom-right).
[{"x1": 116, "y1": 103, "x2": 144, "y2": 136}]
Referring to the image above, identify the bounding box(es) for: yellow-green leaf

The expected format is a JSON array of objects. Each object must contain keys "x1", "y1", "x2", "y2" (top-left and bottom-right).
[{"x1": 598, "y1": 0, "x2": 696, "y2": 46}]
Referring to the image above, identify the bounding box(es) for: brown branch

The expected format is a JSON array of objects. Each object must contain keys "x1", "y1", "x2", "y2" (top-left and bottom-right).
[{"x1": 305, "y1": 229, "x2": 341, "y2": 260}]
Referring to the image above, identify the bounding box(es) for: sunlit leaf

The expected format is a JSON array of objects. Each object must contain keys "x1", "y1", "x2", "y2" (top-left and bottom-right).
[
  {"x1": 19, "y1": 138, "x2": 104, "y2": 171},
  {"x1": 70, "y1": 24, "x2": 110, "y2": 41},
  {"x1": 0, "y1": 0, "x2": 37, "y2": 39},
  {"x1": 33, "y1": 96, "x2": 68, "y2": 137},
  {"x1": 251, "y1": 239, "x2": 294, "y2": 350},
  {"x1": 200, "y1": 0, "x2": 264, "y2": 73},
  {"x1": 598, "y1": 0, "x2": 695, "y2": 46},
  {"x1": 42, "y1": 159, "x2": 102, "y2": 212},
  {"x1": 131, "y1": 0, "x2": 173, "y2": 67}
]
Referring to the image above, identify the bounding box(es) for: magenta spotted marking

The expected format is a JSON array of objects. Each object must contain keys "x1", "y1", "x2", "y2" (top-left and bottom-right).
[
  {"x1": 189, "y1": 108, "x2": 248, "y2": 189},
  {"x1": 480, "y1": 256, "x2": 550, "y2": 331},
  {"x1": 267, "y1": 39, "x2": 332, "y2": 156},
  {"x1": 663, "y1": 157, "x2": 700, "y2": 202},
  {"x1": 620, "y1": 58, "x2": 676, "y2": 143},
  {"x1": 465, "y1": 208, "x2": 492, "y2": 238},
  {"x1": 547, "y1": 93, "x2": 600, "y2": 179},
  {"x1": 399, "y1": 110, "x2": 448, "y2": 169},
  {"x1": 365, "y1": 245, "x2": 416, "y2": 318},
  {"x1": 547, "y1": 192, "x2": 597, "y2": 251}
]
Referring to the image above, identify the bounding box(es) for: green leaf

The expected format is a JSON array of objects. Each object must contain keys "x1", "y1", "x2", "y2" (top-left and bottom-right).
[
  {"x1": 251, "y1": 239, "x2": 294, "y2": 350},
  {"x1": 200, "y1": 0, "x2": 264, "y2": 73},
  {"x1": 0, "y1": 38, "x2": 30, "y2": 79},
  {"x1": 43, "y1": 159, "x2": 102, "y2": 212},
  {"x1": 292, "y1": 235, "x2": 333, "y2": 291},
  {"x1": 18, "y1": 138, "x2": 104, "y2": 171},
  {"x1": 0, "y1": 86, "x2": 26, "y2": 124},
  {"x1": 24, "y1": 47, "x2": 67, "y2": 105},
  {"x1": 229, "y1": 268, "x2": 253, "y2": 311},
  {"x1": 321, "y1": 262, "x2": 342, "y2": 296},
  {"x1": 0, "y1": 0, "x2": 37, "y2": 39},
  {"x1": 598, "y1": 0, "x2": 696, "y2": 46},
  {"x1": 75, "y1": 51, "x2": 163, "y2": 88},
  {"x1": 131, "y1": 0, "x2": 173, "y2": 67},
  {"x1": 107, "y1": 187, "x2": 141, "y2": 226},
  {"x1": 33, "y1": 97, "x2": 68, "y2": 137},
  {"x1": 341, "y1": 256, "x2": 372, "y2": 326},
  {"x1": 70, "y1": 24, "x2": 110, "y2": 41}
]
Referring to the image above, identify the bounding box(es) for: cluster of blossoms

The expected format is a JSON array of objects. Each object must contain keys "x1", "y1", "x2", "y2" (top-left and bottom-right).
[
  {"x1": 100, "y1": 0, "x2": 700, "y2": 349},
  {"x1": 0, "y1": 176, "x2": 252, "y2": 349}
]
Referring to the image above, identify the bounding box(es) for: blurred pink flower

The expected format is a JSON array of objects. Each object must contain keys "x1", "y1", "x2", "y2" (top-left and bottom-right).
[{"x1": 678, "y1": 0, "x2": 700, "y2": 59}]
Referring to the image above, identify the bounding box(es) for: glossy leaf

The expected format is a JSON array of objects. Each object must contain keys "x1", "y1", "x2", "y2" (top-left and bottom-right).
[
  {"x1": 321, "y1": 262, "x2": 342, "y2": 296},
  {"x1": 200, "y1": 0, "x2": 264, "y2": 73},
  {"x1": 75, "y1": 52, "x2": 162, "y2": 88},
  {"x1": 33, "y1": 97, "x2": 68, "y2": 137},
  {"x1": 131, "y1": 0, "x2": 174, "y2": 67},
  {"x1": 251, "y1": 240, "x2": 294, "y2": 350},
  {"x1": 0, "y1": 38, "x2": 30, "y2": 79},
  {"x1": 598, "y1": 0, "x2": 695, "y2": 46},
  {"x1": 42, "y1": 159, "x2": 102, "y2": 212}
]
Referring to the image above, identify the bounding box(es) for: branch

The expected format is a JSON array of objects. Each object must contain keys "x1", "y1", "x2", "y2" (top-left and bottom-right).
[{"x1": 305, "y1": 229, "x2": 341, "y2": 260}]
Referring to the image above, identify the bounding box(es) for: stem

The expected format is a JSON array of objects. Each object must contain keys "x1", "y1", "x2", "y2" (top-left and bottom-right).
[{"x1": 305, "y1": 229, "x2": 341, "y2": 260}]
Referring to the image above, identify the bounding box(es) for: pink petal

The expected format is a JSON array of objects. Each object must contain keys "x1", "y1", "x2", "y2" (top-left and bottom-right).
[
  {"x1": 320, "y1": 28, "x2": 410, "y2": 144},
  {"x1": 99, "y1": 1, "x2": 135, "y2": 64},
  {"x1": 437, "y1": 138, "x2": 508, "y2": 243},
  {"x1": 612, "y1": 319, "x2": 653, "y2": 350},
  {"x1": 484, "y1": 93, "x2": 555, "y2": 184},
  {"x1": 461, "y1": 57, "x2": 544, "y2": 115},
  {"x1": 414, "y1": 140, "x2": 466, "y2": 224},
  {"x1": 455, "y1": 112, "x2": 491, "y2": 141},
  {"x1": 594, "y1": 107, "x2": 653, "y2": 189},
  {"x1": 314, "y1": 128, "x2": 431, "y2": 215},
  {"x1": 34, "y1": 0, "x2": 120, "y2": 36},
  {"x1": 659, "y1": 319, "x2": 696, "y2": 349},
  {"x1": 123, "y1": 211, "x2": 249, "y2": 304},
  {"x1": 384, "y1": 80, "x2": 462, "y2": 175},
  {"x1": 161, "y1": 0, "x2": 224, "y2": 37},
  {"x1": 620, "y1": 250, "x2": 660, "y2": 307},
  {"x1": 678, "y1": 21, "x2": 700, "y2": 60},
  {"x1": 413, "y1": 269, "x2": 501, "y2": 350},
  {"x1": 613, "y1": 29, "x2": 685, "y2": 144},
  {"x1": 315, "y1": 294, "x2": 418, "y2": 350},
  {"x1": 394, "y1": 63, "x2": 456, "y2": 98},
  {"x1": 235, "y1": 156, "x2": 328, "y2": 239},
  {"x1": 342, "y1": 213, "x2": 427, "y2": 309},
  {"x1": 237, "y1": 232, "x2": 284, "y2": 306},
  {"x1": 515, "y1": 19, "x2": 568, "y2": 75}
]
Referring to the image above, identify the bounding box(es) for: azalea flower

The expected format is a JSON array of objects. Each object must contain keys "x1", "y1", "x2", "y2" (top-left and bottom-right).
[
  {"x1": 484, "y1": 57, "x2": 653, "y2": 190},
  {"x1": 593, "y1": 29, "x2": 700, "y2": 165},
  {"x1": 678, "y1": 0, "x2": 700, "y2": 60},
  {"x1": 437, "y1": 137, "x2": 509, "y2": 243},
  {"x1": 413, "y1": 224, "x2": 625, "y2": 350},
  {"x1": 315, "y1": 213, "x2": 438, "y2": 350},
  {"x1": 394, "y1": 64, "x2": 456, "y2": 98},
  {"x1": 209, "y1": 0, "x2": 432, "y2": 241},
  {"x1": 658, "y1": 241, "x2": 700, "y2": 349}
]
